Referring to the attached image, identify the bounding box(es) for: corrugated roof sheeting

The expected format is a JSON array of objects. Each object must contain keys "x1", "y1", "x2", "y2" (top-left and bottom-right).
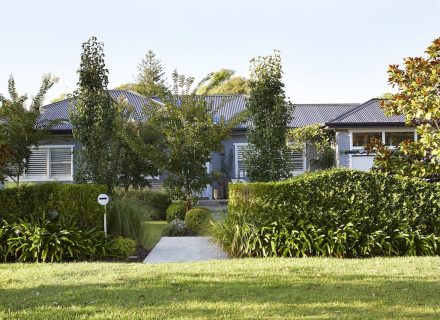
[
  {"x1": 327, "y1": 99, "x2": 405, "y2": 125},
  {"x1": 40, "y1": 91, "x2": 402, "y2": 132}
]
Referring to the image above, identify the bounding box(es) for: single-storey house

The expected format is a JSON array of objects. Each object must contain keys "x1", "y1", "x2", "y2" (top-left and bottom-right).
[{"x1": 12, "y1": 90, "x2": 415, "y2": 197}]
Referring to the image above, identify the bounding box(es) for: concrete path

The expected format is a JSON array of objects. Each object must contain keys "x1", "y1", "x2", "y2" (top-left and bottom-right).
[{"x1": 143, "y1": 237, "x2": 228, "y2": 264}]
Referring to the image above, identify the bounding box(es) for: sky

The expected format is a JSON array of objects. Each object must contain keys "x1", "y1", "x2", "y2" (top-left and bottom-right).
[{"x1": 0, "y1": 0, "x2": 439, "y2": 104}]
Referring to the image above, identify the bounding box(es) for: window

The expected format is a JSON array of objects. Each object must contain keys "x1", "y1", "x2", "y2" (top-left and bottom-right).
[
  {"x1": 385, "y1": 132, "x2": 415, "y2": 147},
  {"x1": 234, "y1": 143, "x2": 248, "y2": 179},
  {"x1": 352, "y1": 132, "x2": 382, "y2": 148},
  {"x1": 24, "y1": 146, "x2": 73, "y2": 181},
  {"x1": 290, "y1": 150, "x2": 305, "y2": 174}
]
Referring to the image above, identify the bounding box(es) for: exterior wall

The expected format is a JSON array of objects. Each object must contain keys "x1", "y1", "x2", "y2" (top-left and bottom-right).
[
  {"x1": 335, "y1": 130, "x2": 351, "y2": 168},
  {"x1": 221, "y1": 131, "x2": 248, "y2": 179}
]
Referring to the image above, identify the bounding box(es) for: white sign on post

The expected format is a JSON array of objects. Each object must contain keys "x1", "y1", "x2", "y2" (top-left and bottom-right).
[{"x1": 97, "y1": 194, "x2": 110, "y2": 237}]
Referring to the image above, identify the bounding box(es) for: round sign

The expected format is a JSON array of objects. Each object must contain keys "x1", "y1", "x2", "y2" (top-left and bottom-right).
[{"x1": 97, "y1": 194, "x2": 109, "y2": 206}]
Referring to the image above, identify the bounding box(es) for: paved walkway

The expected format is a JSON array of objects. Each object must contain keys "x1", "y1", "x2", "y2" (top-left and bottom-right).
[{"x1": 143, "y1": 237, "x2": 229, "y2": 263}]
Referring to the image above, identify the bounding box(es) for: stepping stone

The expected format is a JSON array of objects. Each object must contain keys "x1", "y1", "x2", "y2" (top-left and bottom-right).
[{"x1": 143, "y1": 236, "x2": 228, "y2": 263}]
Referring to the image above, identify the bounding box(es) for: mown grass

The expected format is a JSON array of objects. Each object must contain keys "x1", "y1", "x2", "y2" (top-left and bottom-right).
[
  {"x1": 142, "y1": 221, "x2": 167, "y2": 250},
  {"x1": 1, "y1": 257, "x2": 440, "y2": 319}
]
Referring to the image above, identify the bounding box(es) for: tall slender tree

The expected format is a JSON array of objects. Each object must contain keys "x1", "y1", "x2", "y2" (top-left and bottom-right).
[
  {"x1": 0, "y1": 75, "x2": 55, "y2": 186},
  {"x1": 244, "y1": 50, "x2": 294, "y2": 182},
  {"x1": 70, "y1": 36, "x2": 121, "y2": 192}
]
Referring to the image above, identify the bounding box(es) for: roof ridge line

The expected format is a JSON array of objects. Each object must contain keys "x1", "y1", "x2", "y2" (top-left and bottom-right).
[{"x1": 327, "y1": 98, "x2": 379, "y2": 123}]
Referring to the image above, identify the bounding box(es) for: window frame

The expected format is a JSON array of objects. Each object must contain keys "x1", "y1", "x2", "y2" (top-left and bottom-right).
[
  {"x1": 22, "y1": 145, "x2": 74, "y2": 182},
  {"x1": 349, "y1": 129, "x2": 417, "y2": 151}
]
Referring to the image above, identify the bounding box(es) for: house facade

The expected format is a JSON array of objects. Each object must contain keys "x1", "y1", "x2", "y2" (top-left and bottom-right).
[{"x1": 9, "y1": 91, "x2": 414, "y2": 197}]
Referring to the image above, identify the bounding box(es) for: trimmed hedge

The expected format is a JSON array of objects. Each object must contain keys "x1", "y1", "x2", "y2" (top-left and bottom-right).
[
  {"x1": 116, "y1": 190, "x2": 171, "y2": 220},
  {"x1": 185, "y1": 207, "x2": 213, "y2": 234},
  {"x1": 0, "y1": 183, "x2": 106, "y2": 229},
  {"x1": 229, "y1": 170, "x2": 440, "y2": 235}
]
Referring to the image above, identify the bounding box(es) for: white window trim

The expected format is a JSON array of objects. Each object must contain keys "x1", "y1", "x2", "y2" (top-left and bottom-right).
[
  {"x1": 349, "y1": 129, "x2": 417, "y2": 151},
  {"x1": 21, "y1": 145, "x2": 74, "y2": 182},
  {"x1": 234, "y1": 143, "x2": 248, "y2": 179}
]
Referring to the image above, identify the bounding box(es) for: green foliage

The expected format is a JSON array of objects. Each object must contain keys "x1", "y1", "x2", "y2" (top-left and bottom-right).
[
  {"x1": 107, "y1": 197, "x2": 149, "y2": 245},
  {"x1": 3, "y1": 215, "x2": 107, "y2": 262},
  {"x1": 215, "y1": 217, "x2": 440, "y2": 258},
  {"x1": 228, "y1": 169, "x2": 440, "y2": 235},
  {"x1": 0, "y1": 183, "x2": 106, "y2": 229},
  {"x1": 197, "y1": 69, "x2": 250, "y2": 95},
  {"x1": 149, "y1": 70, "x2": 245, "y2": 208},
  {"x1": 374, "y1": 37, "x2": 440, "y2": 181},
  {"x1": 70, "y1": 36, "x2": 122, "y2": 193},
  {"x1": 166, "y1": 202, "x2": 186, "y2": 223},
  {"x1": 185, "y1": 207, "x2": 213, "y2": 234},
  {"x1": 116, "y1": 189, "x2": 171, "y2": 220},
  {"x1": 162, "y1": 219, "x2": 191, "y2": 236},
  {"x1": 106, "y1": 236, "x2": 136, "y2": 259},
  {"x1": 288, "y1": 124, "x2": 335, "y2": 169},
  {"x1": 245, "y1": 50, "x2": 294, "y2": 182},
  {"x1": 0, "y1": 75, "x2": 56, "y2": 185}
]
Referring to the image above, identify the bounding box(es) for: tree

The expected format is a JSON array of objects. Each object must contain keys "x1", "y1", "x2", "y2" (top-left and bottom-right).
[
  {"x1": 288, "y1": 124, "x2": 335, "y2": 169},
  {"x1": 197, "y1": 69, "x2": 250, "y2": 95},
  {"x1": 70, "y1": 36, "x2": 122, "y2": 193},
  {"x1": 149, "y1": 70, "x2": 244, "y2": 210},
  {"x1": 371, "y1": 37, "x2": 440, "y2": 182},
  {"x1": 115, "y1": 50, "x2": 168, "y2": 97},
  {"x1": 50, "y1": 92, "x2": 69, "y2": 103},
  {"x1": 244, "y1": 50, "x2": 294, "y2": 182},
  {"x1": 0, "y1": 75, "x2": 56, "y2": 186}
]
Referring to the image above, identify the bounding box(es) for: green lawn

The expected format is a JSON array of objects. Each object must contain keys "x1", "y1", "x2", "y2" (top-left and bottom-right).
[
  {"x1": 1, "y1": 257, "x2": 440, "y2": 319},
  {"x1": 142, "y1": 220, "x2": 167, "y2": 250}
]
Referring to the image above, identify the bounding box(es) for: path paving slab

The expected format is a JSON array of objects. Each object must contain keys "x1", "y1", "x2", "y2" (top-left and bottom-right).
[{"x1": 143, "y1": 236, "x2": 228, "y2": 263}]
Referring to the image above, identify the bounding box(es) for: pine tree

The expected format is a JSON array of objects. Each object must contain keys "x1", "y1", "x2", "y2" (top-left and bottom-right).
[{"x1": 135, "y1": 50, "x2": 168, "y2": 97}]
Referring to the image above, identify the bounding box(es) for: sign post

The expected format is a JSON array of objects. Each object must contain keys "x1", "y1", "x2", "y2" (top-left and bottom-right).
[{"x1": 97, "y1": 194, "x2": 110, "y2": 237}]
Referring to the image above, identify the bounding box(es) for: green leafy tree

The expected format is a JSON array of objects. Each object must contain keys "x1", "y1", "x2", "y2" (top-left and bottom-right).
[
  {"x1": 371, "y1": 37, "x2": 440, "y2": 182},
  {"x1": 197, "y1": 69, "x2": 249, "y2": 95},
  {"x1": 115, "y1": 50, "x2": 168, "y2": 97},
  {"x1": 50, "y1": 92, "x2": 69, "y2": 103},
  {"x1": 149, "y1": 70, "x2": 244, "y2": 210},
  {"x1": 70, "y1": 36, "x2": 122, "y2": 193},
  {"x1": 244, "y1": 50, "x2": 294, "y2": 182},
  {"x1": 0, "y1": 75, "x2": 55, "y2": 186},
  {"x1": 288, "y1": 124, "x2": 335, "y2": 169}
]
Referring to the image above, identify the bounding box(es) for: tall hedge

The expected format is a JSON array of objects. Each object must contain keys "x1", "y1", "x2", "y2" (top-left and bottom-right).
[
  {"x1": 0, "y1": 183, "x2": 106, "y2": 229},
  {"x1": 229, "y1": 170, "x2": 440, "y2": 234}
]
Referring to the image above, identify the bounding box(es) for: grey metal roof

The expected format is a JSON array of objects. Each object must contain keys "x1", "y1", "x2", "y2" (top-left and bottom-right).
[
  {"x1": 40, "y1": 90, "x2": 162, "y2": 132},
  {"x1": 326, "y1": 99, "x2": 406, "y2": 127},
  {"x1": 41, "y1": 90, "x2": 387, "y2": 132}
]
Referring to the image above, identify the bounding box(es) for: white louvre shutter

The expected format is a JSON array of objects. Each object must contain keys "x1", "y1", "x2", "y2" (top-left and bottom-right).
[
  {"x1": 236, "y1": 144, "x2": 247, "y2": 178},
  {"x1": 50, "y1": 148, "x2": 72, "y2": 178},
  {"x1": 291, "y1": 151, "x2": 305, "y2": 174},
  {"x1": 26, "y1": 148, "x2": 48, "y2": 178}
]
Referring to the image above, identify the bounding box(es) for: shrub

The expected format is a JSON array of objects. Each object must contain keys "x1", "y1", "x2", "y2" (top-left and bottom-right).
[
  {"x1": 0, "y1": 183, "x2": 106, "y2": 229},
  {"x1": 216, "y1": 169, "x2": 440, "y2": 258},
  {"x1": 106, "y1": 236, "x2": 136, "y2": 259},
  {"x1": 185, "y1": 207, "x2": 213, "y2": 235},
  {"x1": 166, "y1": 202, "x2": 186, "y2": 223},
  {"x1": 215, "y1": 216, "x2": 440, "y2": 258},
  {"x1": 116, "y1": 190, "x2": 171, "y2": 220},
  {"x1": 162, "y1": 219, "x2": 192, "y2": 236},
  {"x1": 229, "y1": 169, "x2": 440, "y2": 234},
  {"x1": 107, "y1": 197, "x2": 149, "y2": 245},
  {"x1": 4, "y1": 215, "x2": 107, "y2": 262}
]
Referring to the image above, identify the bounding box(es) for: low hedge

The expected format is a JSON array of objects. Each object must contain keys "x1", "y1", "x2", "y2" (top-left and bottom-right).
[
  {"x1": 116, "y1": 190, "x2": 171, "y2": 220},
  {"x1": 0, "y1": 183, "x2": 106, "y2": 229},
  {"x1": 228, "y1": 169, "x2": 440, "y2": 235}
]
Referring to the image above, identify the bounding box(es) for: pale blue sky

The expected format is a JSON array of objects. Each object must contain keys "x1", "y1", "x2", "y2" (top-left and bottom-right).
[{"x1": 1, "y1": 0, "x2": 439, "y2": 104}]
